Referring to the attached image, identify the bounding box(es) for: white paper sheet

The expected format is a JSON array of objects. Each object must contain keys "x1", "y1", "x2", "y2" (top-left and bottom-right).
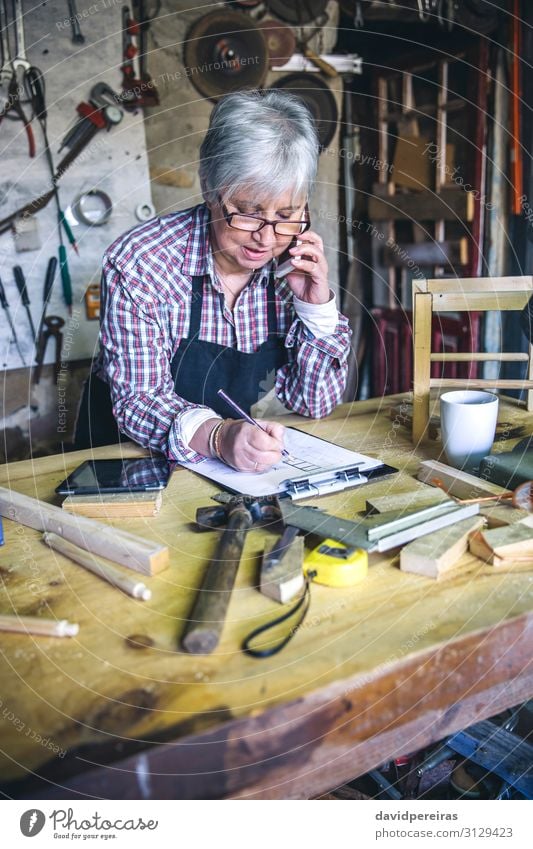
[{"x1": 179, "y1": 427, "x2": 384, "y2": 497}]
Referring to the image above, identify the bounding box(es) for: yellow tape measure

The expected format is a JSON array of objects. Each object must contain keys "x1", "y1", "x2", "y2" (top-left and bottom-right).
[{"x1": 304, "y1": 539, "x2": 368, "y2": 587}]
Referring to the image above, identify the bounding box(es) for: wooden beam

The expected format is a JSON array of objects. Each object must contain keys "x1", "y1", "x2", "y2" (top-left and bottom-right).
[
  {"x1": 417, "y1": 459, "x2": 510, "y2": 500},
  {"x1": 430, "y1": 352, "x2": 529, "y2": 362},
  {"x1": 424, "y1": 275, "x2": 533, "y2": 293},
  {"x1": 62, "y1": 491, "x2": 163, "y2": 518},
  {"x1": 430, "y1": 378, "x2": 533, "y2": 389},
  {"x1": 369, "y1": 189, "x2": 474, "y2": 221},
  {"x1": 0, "y1": 487, "x2": 168, "y2": 576},
  {"x1": 430, "y1": 292, "x2": 530, "y2": 312}
]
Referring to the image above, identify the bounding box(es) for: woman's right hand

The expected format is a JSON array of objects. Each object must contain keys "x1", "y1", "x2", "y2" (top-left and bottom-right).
[{"x1": 219, "y1": 419, "x2": 285, "y2": 472}]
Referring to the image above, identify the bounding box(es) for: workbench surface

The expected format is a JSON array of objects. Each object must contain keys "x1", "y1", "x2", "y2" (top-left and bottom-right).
[{"x1": 1, "y1": 396, "x2": 532, "y2": 799}]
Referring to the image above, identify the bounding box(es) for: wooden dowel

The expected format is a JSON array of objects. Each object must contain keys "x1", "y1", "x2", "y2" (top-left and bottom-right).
[
  {"x1": 0, "y1": 615, "x2": 79, "y2": 637},
  {"x1": 429, "y1": 379, "x2": 533, "y2": 389},
  {"x1": 43, "y1": 533, "x2": 152, "y2": 601}
]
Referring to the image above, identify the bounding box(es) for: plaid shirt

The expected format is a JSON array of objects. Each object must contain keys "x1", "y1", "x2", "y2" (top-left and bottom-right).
[{"x1": 97, "y1": 203, "x2": 351, "y2": 463}]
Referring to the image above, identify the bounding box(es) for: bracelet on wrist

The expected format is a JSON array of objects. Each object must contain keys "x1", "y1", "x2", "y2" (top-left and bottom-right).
[
  {"x1": 208, "y1": 420, "x2": 223, "y2": 459},
  {"x1": 212, "y1": 420, "x2": 227, "y2": 462}
]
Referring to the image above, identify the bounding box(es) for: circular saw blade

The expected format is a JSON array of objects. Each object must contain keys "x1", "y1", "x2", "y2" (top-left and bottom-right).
[
  {"x1": 269, "y1": 73, "x2": 338, "y2": 150},
  {"x1": 265, "y1": 0, "x2": 328, "y2": 25},
  {"x1": 257, "y1": 19, "x2": 296, "y2": 67},
  {"x1": 183, "y1": 10, "x2": 269, "y2": 101}
]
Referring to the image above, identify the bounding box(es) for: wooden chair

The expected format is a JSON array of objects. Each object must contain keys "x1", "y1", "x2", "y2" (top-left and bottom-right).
[{"x1": 412, "y1": 276, "x2": 533, "y2": 443}]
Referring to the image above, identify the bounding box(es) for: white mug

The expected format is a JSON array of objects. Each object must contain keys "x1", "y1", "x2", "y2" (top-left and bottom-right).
[{"x1": 440, "y1": 390, "x2": 499, "y2": 471}]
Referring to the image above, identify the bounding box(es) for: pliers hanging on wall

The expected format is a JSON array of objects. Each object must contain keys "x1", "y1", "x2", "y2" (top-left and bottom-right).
[{"x1": 0, "y1": 69, "x2": 36, "y2": 157}]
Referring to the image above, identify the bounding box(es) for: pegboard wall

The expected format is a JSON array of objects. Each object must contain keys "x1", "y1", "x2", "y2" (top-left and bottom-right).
[{"x1": 0, "y1": 0, "x2": 152, "y2": 372}]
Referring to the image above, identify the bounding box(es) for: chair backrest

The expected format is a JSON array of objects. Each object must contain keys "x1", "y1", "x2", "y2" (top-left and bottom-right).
[{"x1": 412, "y1": 276, "x2": 533, "y2": 443}]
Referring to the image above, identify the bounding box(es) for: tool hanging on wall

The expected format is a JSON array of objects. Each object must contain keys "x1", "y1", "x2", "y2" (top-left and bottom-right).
[
  {"x1": 67, "y1": 0, "x2": 86, "y2": 44},
  {"x1": 33, "y1": 316, "x2": 64, "y2": 384},
  {"x1": 24, "y1": 66, "x2": 74, "y2": 313},
  {"x1": 0, "y1": 82, "x2": 123, "y2": 236},
  {"x1": 121, "y1": 2, "x2": 159, "y2": 109},
  {"x1": 269, "y1": 73, "x2": 338, "y2": 149},
  {"x1": 33, "y1": 256, "x2": 58, "y2": 366},
  {"x1": 0, "y1": 0, "x2": 35, "y2": 156},
  {"x1": 0, "y1": 275, "x2": 26, "y2": 365},
  {"x1": 183, "y1": 10, "x2": 269, "y2": 101},
  {"x1": 13, "y1": 265, "x2": 36, "y2": 342},
  {"x1": 295, "y1": 12, "x2": 338, "y2": 78},
  {"x1": 256, "y1": 19, "x2": 297, "y2": 68}
]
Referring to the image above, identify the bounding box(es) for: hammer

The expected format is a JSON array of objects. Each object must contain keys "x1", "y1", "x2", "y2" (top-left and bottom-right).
[{"x1": 181, "y1": 496, "x2": 280, "y2": 654}]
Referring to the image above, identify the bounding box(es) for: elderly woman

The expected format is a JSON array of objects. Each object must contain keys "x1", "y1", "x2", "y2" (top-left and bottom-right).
[{"x1": 76, "y1": 90, "x2": 351, "y2": 472}]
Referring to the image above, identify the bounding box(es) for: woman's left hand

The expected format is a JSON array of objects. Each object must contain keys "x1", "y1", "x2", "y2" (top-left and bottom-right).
[{"x1": 285, "y1": 230, "x2": 331, "y2": 305}]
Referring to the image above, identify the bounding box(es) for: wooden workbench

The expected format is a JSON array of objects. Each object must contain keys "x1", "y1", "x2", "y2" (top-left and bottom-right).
[{"x1": 0, "y1": 395, "x2": 532, "y2": 799}]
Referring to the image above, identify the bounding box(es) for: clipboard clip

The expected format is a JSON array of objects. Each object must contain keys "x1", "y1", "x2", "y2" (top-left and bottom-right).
[{"x1": 284, "y1": 466, "x2": 367, "y2": 500}]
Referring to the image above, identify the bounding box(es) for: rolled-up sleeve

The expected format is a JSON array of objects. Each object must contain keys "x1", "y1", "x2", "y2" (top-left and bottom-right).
[{"x1": 275, "y1": 298, "x2": 352, "y2": 418}]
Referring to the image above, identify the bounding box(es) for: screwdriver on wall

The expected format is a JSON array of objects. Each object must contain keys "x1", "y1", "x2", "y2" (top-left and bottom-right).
[
  {"x1": 13, "y1": 266, "x2": 37, "y2": 342},
  {"x1": 34, "y1": 256, "x2": 58, "y2": 362},
  {"x1": 0, "y1": 276, "x2": 26, "y2": 366}
]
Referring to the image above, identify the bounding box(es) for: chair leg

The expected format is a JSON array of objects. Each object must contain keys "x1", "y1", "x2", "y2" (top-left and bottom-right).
[{"x1": 413, "y1": 293, "x2": 433, "y2": 443}]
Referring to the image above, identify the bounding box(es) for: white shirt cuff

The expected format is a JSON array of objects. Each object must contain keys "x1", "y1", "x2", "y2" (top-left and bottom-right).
[
  {"x1": 292, "y1": 290, "x2": 339, "y2": 338},
  {"x1": 180, "y1": 408, "x2": 222, "y2": 449}
]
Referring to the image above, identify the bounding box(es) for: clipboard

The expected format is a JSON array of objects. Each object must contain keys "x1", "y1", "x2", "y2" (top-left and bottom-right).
[{"x1": 179, "y1": 427, "x2": 397, "y2": 500}]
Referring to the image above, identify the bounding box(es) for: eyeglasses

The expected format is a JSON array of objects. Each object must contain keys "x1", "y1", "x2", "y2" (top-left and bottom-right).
[{"x1": 220, "y1": 199, "x2": 310, "y2": 237}]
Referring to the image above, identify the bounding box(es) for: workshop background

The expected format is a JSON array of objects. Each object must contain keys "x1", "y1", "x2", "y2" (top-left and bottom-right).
[{"x1": 0, "y1": 0, "x2": 529, "y2": 463}]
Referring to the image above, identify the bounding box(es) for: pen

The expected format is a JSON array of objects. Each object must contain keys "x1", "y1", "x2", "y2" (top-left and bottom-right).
[{"x1": 217, "y1": 389, "x2": 290, "y2": 458}]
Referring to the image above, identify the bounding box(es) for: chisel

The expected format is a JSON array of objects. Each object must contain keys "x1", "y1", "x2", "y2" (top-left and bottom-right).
[
  {"x1": 0, "y1": 275, "x2": 26, "y2": 365},
  {"x1": 13, "y1": 266, "x2": 36, "y2": 341}
]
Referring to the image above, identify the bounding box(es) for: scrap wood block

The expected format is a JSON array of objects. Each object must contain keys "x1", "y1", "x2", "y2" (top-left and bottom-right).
[
  {"x1": 260, "y1": 537, "x2": 304, "y2": 604},
  {"x1": 365, "y1": 486, "x2": 449, "y2": 515},
  {"x1": 469, "y1": 524, "x2": 533, "y2": 569},
  {"x1": 400, "y1": 515, "x2": 485, "y2": 579},
  {"x1": 480, "y1": 503, "x2": 531, "y2": 528},
  {"x1": 417, "y1": 459, "x2": 511, "y2": 501},
  {"x1": 62, "y1": 490, "x2": 163, "y2": 518}
]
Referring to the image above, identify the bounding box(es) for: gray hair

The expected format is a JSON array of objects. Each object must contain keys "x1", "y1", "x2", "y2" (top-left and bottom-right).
[{"x1": 199, "y1": 89, "x2": 319, "y2": 206}]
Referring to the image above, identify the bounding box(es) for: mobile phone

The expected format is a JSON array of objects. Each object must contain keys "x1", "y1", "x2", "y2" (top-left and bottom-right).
[
  {"x1": 274, "y1": 236, "x2": 303, "y2": 279},
  {"x1": 55, "y1": 458, "x2": 173, "y2": 495}
]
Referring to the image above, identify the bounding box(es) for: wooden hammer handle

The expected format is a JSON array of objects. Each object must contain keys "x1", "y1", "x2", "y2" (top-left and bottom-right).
[{"x1": 181, "y1": 504, "x2": 253, "y2": 654}]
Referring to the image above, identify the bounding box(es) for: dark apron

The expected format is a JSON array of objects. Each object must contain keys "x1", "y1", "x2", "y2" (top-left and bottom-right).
[{"x1": 74, "y1": 272, "x2": 288, "y2": 449}]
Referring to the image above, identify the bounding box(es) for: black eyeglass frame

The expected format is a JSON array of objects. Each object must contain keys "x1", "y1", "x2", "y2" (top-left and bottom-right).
[{"x1": 219, "y1": 198, "x2": 311, "y2": 236}]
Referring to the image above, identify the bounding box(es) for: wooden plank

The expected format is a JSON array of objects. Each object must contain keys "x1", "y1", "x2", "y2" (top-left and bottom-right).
[
  {"x1": 382, "y1": 239, "x2": 468, "y2": 267},
  {"x1": 471, "y1": 524, "x2": 533, "y2": 558},
  {"x1": 431, "y1": 291, "x2": 530, "y2": 312},
  {"x1": 369, "y1": 189, "x2": 474, "y2": 221},
  {"x1": 400, "y1": 515, "x2": 485, "y2": 578},
  {"x1": 365, "y1": 487, "x2": 449, "y2": 515},
  {"x1": 430, "y1": 352, "x2": 529, "y2": 362},
  {"x1": 424, "y1": 275, "x2": 533, "y2": 293},
  {"x1": 0, "y1": 486, "x2": 168, "y2": 576},
  {"x1": 417, "y1": 459, "x2": 510, "y2": 500},
  {"x1": 62, "y1": 491, "x2": 163, "y2": 518},
  {"x1": 527, "y1": 342, "x2": 533, "y2": 413},
  {"x1": 412, "y1": 292, "x2": 433, "y2": 443}
]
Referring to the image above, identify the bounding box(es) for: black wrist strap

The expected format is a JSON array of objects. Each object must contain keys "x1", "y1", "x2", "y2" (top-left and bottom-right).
[{"x1": 242, "y1": 575, "x2": 314, "y2": 659}]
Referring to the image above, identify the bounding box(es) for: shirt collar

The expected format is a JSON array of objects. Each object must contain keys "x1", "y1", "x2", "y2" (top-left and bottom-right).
[{"x1": 182, "y1": 202, "x2": 273, "y2": 287}]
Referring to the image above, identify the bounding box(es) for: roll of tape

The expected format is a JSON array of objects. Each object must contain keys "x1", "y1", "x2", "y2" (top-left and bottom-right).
[
  {"x1": 135, "y1": 202, "x2": 156, "y2": 222},
  {"x1": 71, "y1": 190, "x2": 113, "y2": 226}
]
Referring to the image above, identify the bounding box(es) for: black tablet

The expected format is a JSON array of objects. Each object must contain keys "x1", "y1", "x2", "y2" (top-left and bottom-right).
[{"x1": 55, "y1": 458, "x2": 173, "y2": 495}]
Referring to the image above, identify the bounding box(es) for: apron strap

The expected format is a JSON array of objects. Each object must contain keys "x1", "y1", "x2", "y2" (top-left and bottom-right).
[
  {"x1": 187, "y1": 275, "x2": 204, "y2": 339},
  {"x1": 188, "y1": 272, "x2": 280, "y2": 341}
]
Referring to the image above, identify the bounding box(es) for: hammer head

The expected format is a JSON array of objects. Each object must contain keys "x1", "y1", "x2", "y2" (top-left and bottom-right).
[{"x1": 195, "y1": 494, "x2": 281, "y2": 530}]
